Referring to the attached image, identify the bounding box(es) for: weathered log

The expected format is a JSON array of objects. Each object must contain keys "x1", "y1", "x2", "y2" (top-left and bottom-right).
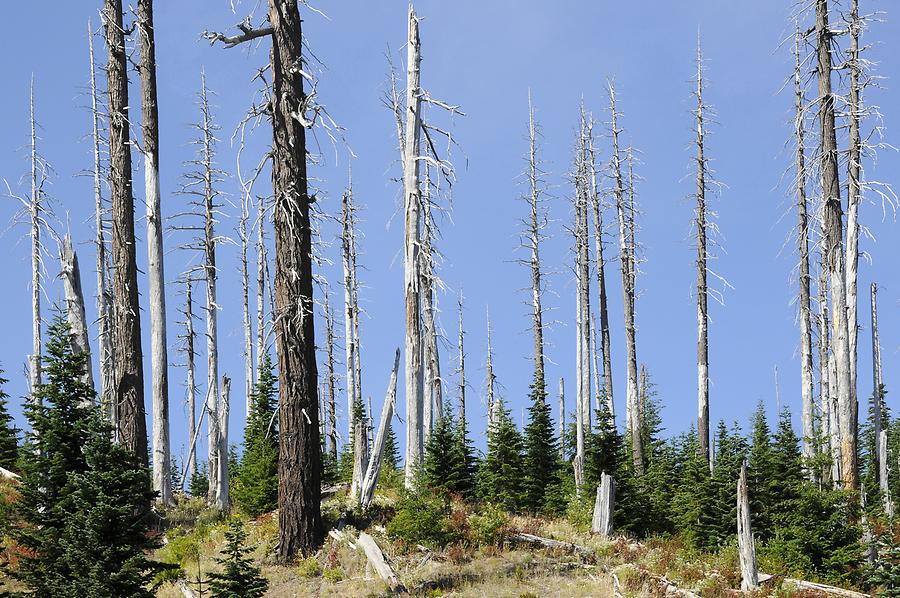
[
  {"x1": 356, "y1": 532, "x2": 407, "y2": 595},
  {"x1": 737, "y1": 460, "x2": 758, "y2": 591},
  {"x1": 761, "y1": 573, "x2": 870, "y2": 598},
  {"x1": 591, "y1": 472, "x2": 614, "y2": 539},
  {"x1": 360, "y1": 349, "x2": 401, "y2": 509},
  {"x1": 509, "y1": 533, "x2": 593, "y2": 557}
]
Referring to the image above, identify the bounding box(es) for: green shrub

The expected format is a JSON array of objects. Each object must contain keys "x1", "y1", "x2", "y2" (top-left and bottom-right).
[
  {"x1": 386, "y1": 490, "x2": 455, "y2": 549},
  {"x1": 470, "y1": 503, "x2": 510, "y2": 546},
  {"x1": 323, "y1": 567, "x2": 343, "y2": 583},
  {"x1": 296, "y1": 556, "x2": 322, "y2": 578}
]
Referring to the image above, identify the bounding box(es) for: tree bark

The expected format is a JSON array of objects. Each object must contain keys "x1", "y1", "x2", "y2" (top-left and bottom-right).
[
  {"x1": 29, "y1": 81, "x2": 42, "y2": 399},
  {"x1": 608, "y1": 84, "x2": 644, "y2": 475},
  {"x1": 360, "y1": 349, "x2": 401, "y2": 510},
  {"x1": 845, "y1": 0, "x2": 861, "y2": 442},
  {"x1": 342, "y1": 190, "x2": 359, "y2": 444},
  {"x1": 268, "y1": 0, "x2": 323, "y2": 559},
  {"x1": 421, "y1": 165, "x2": 442, "y2": 443},
  {"x1": 323, "y1": 291, "x2": 339, "y2": 459},
  {"x1": 183, "y1": 278, "x2": 198, "y2": 485},
  {"x1": 794, "y1": 30, "x2": 816, "y2": 474},
  {"x1": 694, "y1": 48, "x2": 711, "y2": 469},
  {"x1": 402, "y1": 5, "x2": 425, "y2": 488},
  {"x1": 137, "y1": 0, "x2": 172, "y2": 506},
  {"x1": 60, "y1": 235, "x2": 94, "y2": 393},
  {"x1": 737, "y1": 460, "x2": 759, "y2": 591},
  {"x1": 105, "y1": 0, "x2": 148, "y2": 466},
  {"x1": 817, "y1": 0, "x2": 855, "y2": 488},
  {"x1": 217, "y1": 375, "x2": 231, "y2": 510},
  {"x1": 256, "y1": 195, "x2": 267, "y2": 374}
]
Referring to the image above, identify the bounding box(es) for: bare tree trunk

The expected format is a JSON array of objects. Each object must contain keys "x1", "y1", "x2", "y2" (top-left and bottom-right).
[
  {"x1": 105, "y1": 0, "x2": 148, "y2": 466},
  {"x1": 341, "y1": 190, "x2": 358, "y2": 444},
  {"x1": 817, "y1": 0, "x2": 855, "y2": 489},
  {"x1": 871, "y1": 283, "x2": 893, "y2": 516},
  {"x1": 573, "y1": 107, "x2": 592, "y2": 493},
  {"x1": 137, "y1": 0, "x2": 172, "y2": 506},
  {"x1": 590, "y1": 314, "x2": 602, "y2": 415},
  {"x1": 256, "y1": 195, "x2": 267, "y2": 373},
  {"x1": 217, "y1": 375, "x2": 230, "y2": 510},
  {"x1": 61, "y1": 235, "x2": 94, "y2": 393},
  {"x1": 239, "y1": 180, "x2": 254, "y2": 420},
  {"x1": 818, "y1": 239, "x2": 831, "y2": 481},
  {"x1": 457, "y1": 293, "x2": 467, "y2": 429},
  {"x1": 526, "y1": 93, "x2": 547, "y2": 389},
  {"x1": 737, "y1": 460, "x2": 759, "y2": 591},
  {"x1": 421, "y1": 164, "x2": 442, "y2": 444},
  {"x1": 88, "y1": 23, "x2": 113, "y2": 417},
  {"x1": 608, "y1": 83, "x2": 644, "y2": 475},
  {"x1": 323, "y1": 291, "x2": 338, "y2": 459},
  {"x1": 794, "y1": 30, "x2": 816, "y2": 474},
  {"x1": 350, "y1": 405, "x2": 368, "y2": 502},
  {"x1": 486, "y1": 309, "x2": 497, "y2": 426},
  {"x1": 845, "y1": 0, "x2": 861, "y2": 441},
  {"x1": 829, "y1": 353, "x2": 842, "y2": 484},
  {"x1": 591, "y1": 472, "x2": 615, "y2": 539},
  {"x1": 29, "y1": 81, "x2": 42, "y2": 398},
  {"x1": 559, "y1": 377, "x2": 565, "y2": 458},
  {"x1": 183, "y1": 278, "x2": 198, "y2": 484},
  {"x1": 268, "y1": 0, "x2": 323, "y2": 558},
  {"x1": 694, "y1": 46, "x2": 711, "y2": 468},
  {"x1": 402, "y1": 5, "x2": 425, "y2": 488},
  {"x1": 588, "y1": 121, "x2": 613, "y2": 418}
]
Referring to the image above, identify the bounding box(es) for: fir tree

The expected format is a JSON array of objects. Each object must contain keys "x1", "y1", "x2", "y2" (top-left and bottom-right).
[
  {"x1": 208, "y1": 519, "x2": 269, "y2": 598},
  {"x1": 380, "y1": 420, "x2": 402, "y2": 488},
  {"x1": 0, "y1": 368, "x2": 18, "y2": 472},
  {"x1": 522, "y1": 374, "x2": 560, "y2": 513},
  {"x1": 190, "y1": 462, "x2": 210, "y2": 499},
  {"x1": 709, "y1": 420, "x2": 747, "y2": 545},
  {"x1": 478, "y1": 398, "x2": 524, "y2": 512},
  {"x1": 770, "y1": 407, "x2": 803, "y2": 526},
  {"x1": 748, "y1": 401, "x2": 775, "y2": 539},
  {"x1": 450, "y1": 405, "x2": 478, "y2": 498},
  {"x1": 233, "y1": 353, "x2": 278, "y2": 517},
  {"x1": 671, "y1": 428, "x2": 717, "y2": 550},
  {"x1": 423, "y1": 403, "x2": 458, "y2": 496}
]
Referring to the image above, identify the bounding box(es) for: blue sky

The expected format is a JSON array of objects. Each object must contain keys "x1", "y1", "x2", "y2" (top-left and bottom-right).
[{"x1": 1, "y1": 1, "x2": 898, "y2": 467}]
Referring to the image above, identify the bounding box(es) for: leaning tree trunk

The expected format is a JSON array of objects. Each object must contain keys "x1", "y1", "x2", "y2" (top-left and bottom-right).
[
  {"x1": 737, "y1": 460, "x2": 759, "y2": 591},
  {"x1": 845, "y1": 0, "x2": 861, "y2": 442},
  {"x1": 360, "y1": 349, "x2": 401, "y2": 509},
  {"x1": 28, "y1": 82, "x2": 42, "y2": 397},
  {"x1": 694, "y1": 48, "x2": 711, "y2": 469},
  {"x1": 88, "y1": 24, "x2": 113, "y2": 416},
  {"x1": 871, "y1": 283, "x2": 893, "y2": 516},
  {"x1": 61, "y1": 235, "x2": 94, "y2": 393},
  {"x1": 402, "y1": 5, "x2": 425, "y2": 488},
  {"x1": 138, "y1": 0, "x2": 172, "y2": 506},
  {"x1": 269, "y1": 0, "x2": 323, "y2": 559},
  {"x1": 105, "y1": 0, "x2": 148, "y2": 467},
  {"x1": 793, "y1": 29, "x2": 816, "y2": 474},
  {"x1": 817, "y1": 0, "x2": 855, "y2": 489},
  {"x1": 608, "y1": 84, "x2": 644, "y2": 475}
]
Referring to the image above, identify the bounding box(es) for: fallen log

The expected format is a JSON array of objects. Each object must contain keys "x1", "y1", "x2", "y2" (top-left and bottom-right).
[
  {"x1": 321, "y1": 483, "x2": 349, "y2": 499},
  {"x1": 760, "y1": 573, "x2": 869, "y2": 598},
  {"x1": 0, "y1": 467, "x2": 20, "y2": 481},
  {"x1": 356, "y1": 531, "x2": 407, "y2": 596},
  {"x1": 611, "y1": 563, "x2": 700, "y2": 598},
  {"x1": 509, "y1": 532, "x2": 594, "y2": 557}
]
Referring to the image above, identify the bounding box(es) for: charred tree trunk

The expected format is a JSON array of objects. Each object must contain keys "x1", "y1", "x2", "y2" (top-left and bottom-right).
[
  {"x1": 817, "y1": 0, "x2": 855, "y2": 488},
  {"x1": 794, "y1": 30, "x2": 816, "y2": 473},
  {"x1": 268, "y1": 0, "x2": 323, "y2": 558},
  {"x1": 137, "y1": 0, "x2": 172, "y2": 506},
  {"x1": 60, "y1": 235, "x2": 94, "y2": 392},
  {"x1": 341, "y1": 189, "x2": 358, "y2": 443},
  {"x1": 608, "y1": 84, "x2": 644, "y2": 475},
  {"x1": 105, "y1": 0, "x2": 148, "y2": 466}
]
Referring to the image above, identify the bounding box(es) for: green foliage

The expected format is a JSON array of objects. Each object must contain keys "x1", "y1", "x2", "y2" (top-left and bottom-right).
[
  {"x1": 379, "y1": 421, "x2": 402, "y2": 489},
  {"x1": 670, "y1": 429, "x2": 717, "y2": 551},
  {"x1": 478, "y1": 398, "x2": 524, "y2": 512},
  {"x1": 233, "y1": 353, "x2": 279, "y2": 517},
  {"x1": 190, "y1": 462, "x2": 210, "y2": 499},
  {"x1": 208, "y1": 519, "x2": 269, "y2": 598},
  {"x1": 323, "y1": 567, "x2": 343, "y2": 583},
  {"x1": 709, "y1": 420, "x2": 747, "y2": 545},
  {"x1": 748, "y1": 402, "x2": 775, "y2": 539},
  {"x1": 423, "y1": 402, "x2": 476, "y2": 498},
  {"x1": 386, "y1": 488, "x2": 456, "y2": 549},
  {"x1": 10, "y1": 314, "x2": 163, "y2": 596},
  {"x1": 0, "y1": 368, "x2": 19, "y2": 472},
  {"x1": 521, "y1": 374, "x2": 561, "y2": 514},
  {"x1": 869, "y1": 532, "x2": 900, "y2": 596},
  {"x1": 296, "y1": 556, "x2": 322, "y2": 578},
  {"x1": 469, "y1": 502, "x2": 510, "y2": 546}
]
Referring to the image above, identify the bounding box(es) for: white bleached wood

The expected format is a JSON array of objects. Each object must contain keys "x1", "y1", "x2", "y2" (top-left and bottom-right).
[
  {"x1": 871, "y1": 283, "x2": 893, "y2": 516},
  {"x1": 60, "y1": 235, "x2": 95, "y2": 394},
  {"x1": 558, "y1": 378, "x2": 565, "y2": 458},
  {"x1": 360, "y1": 349, "x2": 401, "y2": 510},
  {"x1": 356, "y1": 532, "x2": 407, "y2": 595},
  {"x1": 29, "y1": 80, "x2": 42, "y2": 397},
  {"x1": 737, "y1": 460, "x2": 758, "y2": 591},
  {"x1": 420, "y1": 164, "x2": 442, "y2": 442},
  {"x1": 216, "y1": 375, "x2": 230, "y2": 510},
  {"x1": 845, "y1": 0, "x2": 861, "y2": 440},
  {"x1": 183, "y1": 278, "x2": 198, "y2": 484},
  {"x1": 591, "y1": 472, "x2": 615, "y2": 539},
  {"x1": 486, "y1": 308, "x2": 497, "y2": 426},
  {"x1": 342, "y1": 189, "x2": 359, "y2": 444}
]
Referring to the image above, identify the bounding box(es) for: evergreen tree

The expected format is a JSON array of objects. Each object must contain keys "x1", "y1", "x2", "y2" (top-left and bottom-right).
[
  {"x1": 478, "y1": 398, "x2": 524, "y2": 512},
  {"x1": 770, "y1": 407, "x2": 803, "y2": 526},
  {"x1": 671, "y1": 428, "x2": 716, "y2": 550},
  {"x1": 208, "y1": 519, "x2": 269, "y2": 598},
  {"x1": 170, "y1": 456, "x2": 182, "y2": 495},
  {"x1": 748, "y1": 402, "x2": 775, "y2": 539},
  {"x1": 423, "y1": 403, "x2": 458, "y2": 496},
  {"x1": 233, "y1": 353, "x2": 278, "y2": 517},
  {"x1": 709, "y1": 420, "x2": 747, "y2": 545},
  {"x1": 379, "y1": 421, "x2": 401, "y2": 488},
  {"x1": 190, "y1": 461, "x2": 210, "y2": 499},
  {"x1": 11, "y1": 315, "x2": 163, "y2": 596},
  {"x1": 521, "y1": 374, "x2": 561, "y2": 513},
  {"x1": 0, "y1": 369, "x2": 18, "y2": 472},
  {"x1": 584, "y1": 404, "x2": 619, "y2": 489},
  {"x1": 450, "y1": 405, "x2": 478, "y2": 498}
]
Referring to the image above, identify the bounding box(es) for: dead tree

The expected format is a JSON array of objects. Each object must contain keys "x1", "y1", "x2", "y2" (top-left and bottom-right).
[
  {"x1": 88, "y1": 22, "x2": 114, "y2": 416},
  {"x1": 60, "y1": 235, "x2": 94, "y2": 392},
  {"x1": 180, "y1": 277, "x2": 198, "y2": 485},
  {"x1": 359, "y1": 350, "x2": 400, "y2": 510},
  {"x1": 845, "y1": 0, "x2": 861, "y2": 429},
  {"x1": 871, "y1": 283, "x2": 893, "y2": 516},
  {"x1": 607, "y1": 83, "x2": 644, "y2": 474},
  {"x1": 457, "y1": 293, "x2": 467, "y2": 430},
  {"x1": 421, "y1": 163, "x2": 442, "y2": 443},
  {"x1": 817, "y1": 229, "x2": 833, "y2": 481},
  {"x1": 105, "y1": 0, "x2": 148, "y2": 466},
  {"x1": 558, "y1": 378, "x2": 565, "y2": 458},
  {"x1": 587, "y1": 116, "x2": 613, "y2": 418},
  {"x1": 137, "y1": 0, "x2": 172, "y2": 505},
  {"x1": 238, "y1": 171, "x2": 254, "y2": 419},
  {"x1": 591, "y1": 472, "x2": 615, "y2": 539},
  {"x1": 341, "y1": 185, "x2": 359, "y2": 443},
  {"x1": 817, "y1": 0, "x2": 855, "y2": 488},
  {"x1": 737, "y1": 460, "x2": 759, "y2": 590},
  {"x1": 27, "y1": 81, "x2": 44, "y2": 397},
  {"x1": 485, "y1": 308, "x2": 497, "y2": 426},
  {"x1": 793, "y1": 29, "x2": 817, "y2": 472},
  {"x1": 323, "y1": 290, "x2": 339, "y2": 459},
  {"x1": 256, "y1": 194, "x2": 268, "y2": 374}
]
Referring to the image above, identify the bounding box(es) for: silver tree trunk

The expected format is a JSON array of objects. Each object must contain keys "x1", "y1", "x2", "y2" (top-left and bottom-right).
[
  {"x1": 61, "y1": 235, "x2": 95, "y2": 393},
  {"x1": 342, "y1": 191, "x2": 358, "y2": 443},
  {"x1": 591, "y1": 472, "x2": 615, "y2": 539},
  {"x1": 871, "y1": 283, "x2": 893, "y2": 516},
  {"x1": 216, "y1": 375, "x2": 230, "y2": 510},
  {"x1": 184, "y1": 279, "x2": 198, "y2": 484},
  {"x1": 559, "y1": 377, "x2": 565, "y2": 458},
  {"x1": 845, "y1": 0, "x2": 861, "y2": 440},
  {"x1": 737, "y1": 461, "x2": 759, "y2": 591},
  {"x1": 360, "y1": 349, "x2": 400, "y2": 509},
  {"x1": 29, "y1": 82, "x2": 42, "y2": 397}
]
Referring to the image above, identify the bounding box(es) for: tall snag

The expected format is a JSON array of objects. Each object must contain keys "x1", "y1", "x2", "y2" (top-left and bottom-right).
[
  {"x1": 105, "y1": 0, "x2": 148, "y2": 466},
  {"x1": 27, "y1": 80, "x2": 43, "y2": 397},
  {"x1": 607, "y1": 83, "x2": 644, "y2": 474},
  {"x1": 137, "y1": 0, "x2": 172, "y2": 506},
  {"x1": 341, "y1": 183, "x2": 360, "y2": 444},
  {"x1": 323, "y1": 290, "x2": 339, "y2": 459},
  {"x1": 421, "y1": 163, "x2": 443, "y2": 444},
  {"x1": 816, "y1": 0, "x2": 855, "y2": 488},
  {"x1": 60, "y1": 235, "x2": 94, "y2": 393},
  {"x1": 871, "y1": 283, "x2": 893, "y2": 516}
]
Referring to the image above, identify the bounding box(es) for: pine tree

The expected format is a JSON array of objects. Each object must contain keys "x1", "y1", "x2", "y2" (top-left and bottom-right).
[
  {"x1": 0, "y1": 369, "x2": 19, "y2": 471},
  {"x1": 11, "y1": 315, "x2": 162, "y2": 595},
  {"x1": 522, "y1": 374, "x2": 561, "y2": 513},
  {"x1": 233, "y1": 353, "x2": 278, "y2": 517},
  {"x1": 208, "y1": 519, "x2": 269, "y2": 598},
  {"x1": 478, "y1": 398, "x2": 524, "y2": 512},
  {"x1": 450, "y1": 405, "x2": 478, "y2": 498}
]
